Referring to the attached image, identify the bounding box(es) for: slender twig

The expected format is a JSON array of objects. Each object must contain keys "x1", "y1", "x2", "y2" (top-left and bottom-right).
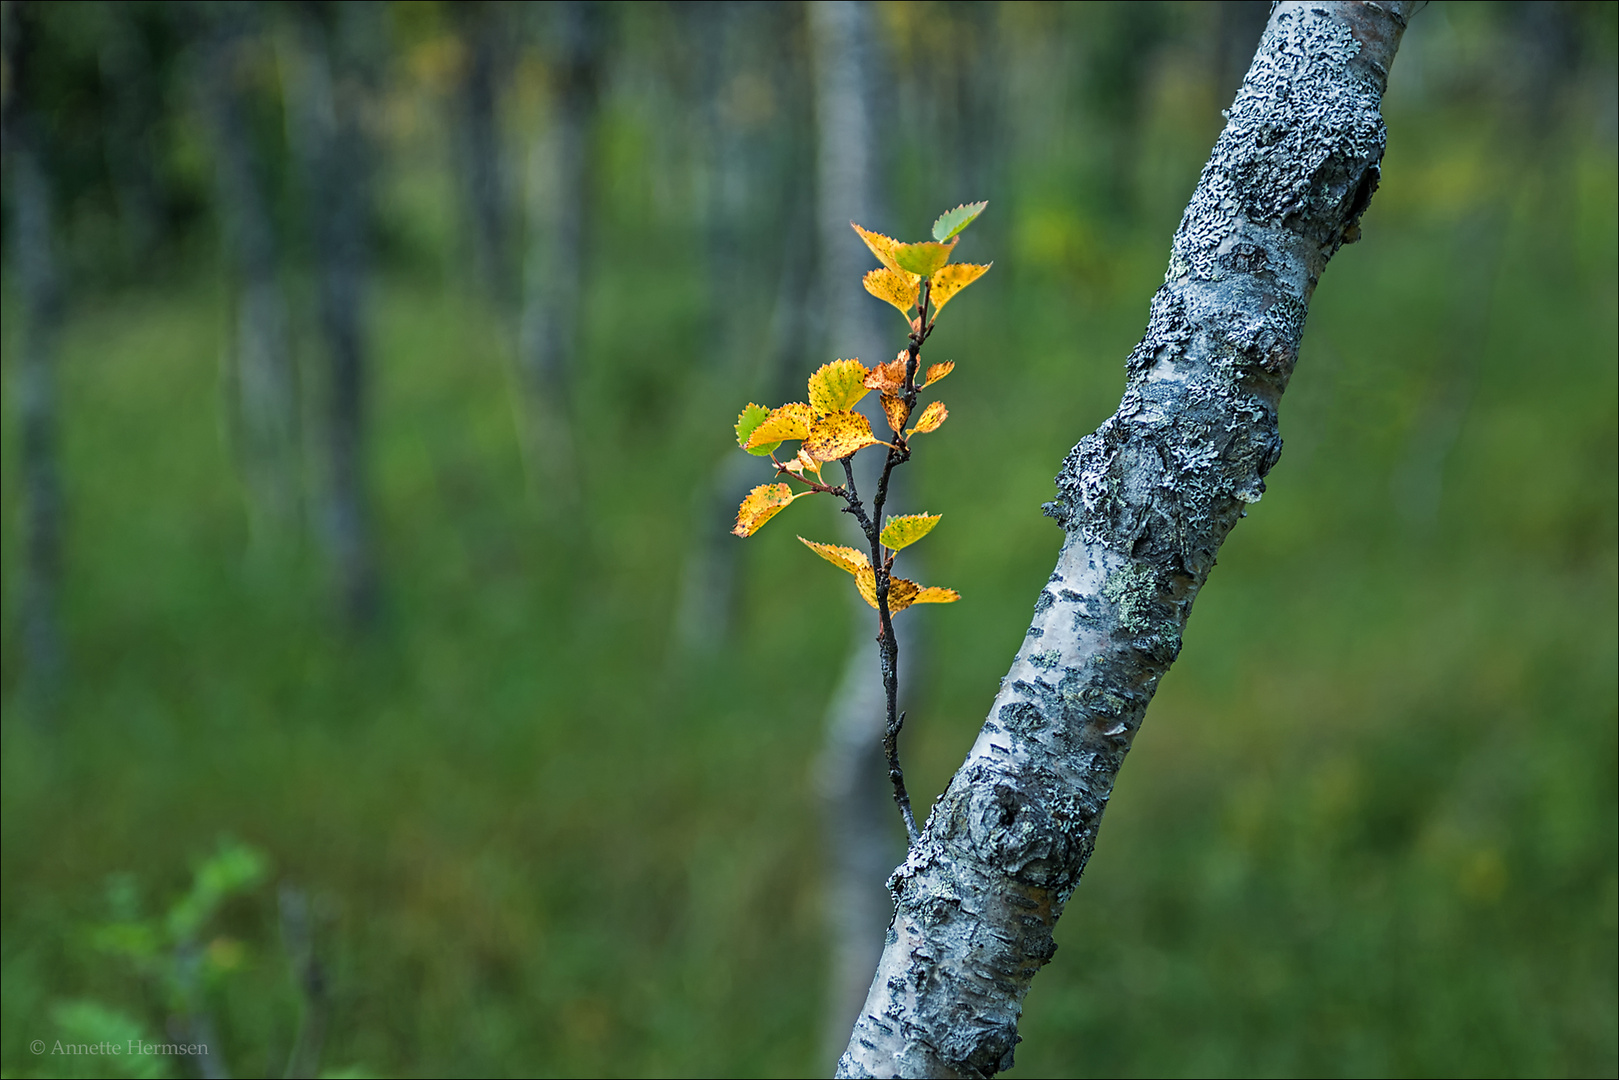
[
  {"x1": 819, "y1": 274, "x2": 942, "y2": 844},
  {"x1": 834, "y1": 274, "x2": 939, "y2": 846}
]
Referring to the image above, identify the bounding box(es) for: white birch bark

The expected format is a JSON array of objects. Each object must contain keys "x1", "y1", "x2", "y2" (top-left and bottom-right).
[{"x1": 838, "y1": 3, "x2": 1421, "y2": 1075}]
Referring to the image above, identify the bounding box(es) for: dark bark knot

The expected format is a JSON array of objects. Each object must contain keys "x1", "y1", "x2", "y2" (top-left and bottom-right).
[{"x1": 939, "y1": 766, "x2": 1096, "y2": 892}]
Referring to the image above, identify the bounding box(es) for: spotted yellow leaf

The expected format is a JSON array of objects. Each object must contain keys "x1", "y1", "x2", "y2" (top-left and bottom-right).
[
  {"x1": 852, "y1": 222, "x2": 906, "y2": 274},
  {"x1": 907, "y1": 400, "x2": 947, "y2": 436},
  {"x1": 746, "y1": 402, "x2": 813, "y2": 449},
  {"x1": 913, "y1": 586, "x2": 961, "y2": 605},
  {"x1": 893, "y1": 239, "x2": 957, "y2": 277},
  {"x1": 805, "y1": 410, "x2": 882, "y2": 462},
  {"x1": 880, "y1": 513, "x2": 940, "y2": 551},
  {"x1": 881, "y1": 393, "x2": 910, "y2": 434},
  {"x1": 856, "y1": 570, "x2": 924, "y2": 612},
  {"x1": 733, "y1": 483, "x2": 801, "y2": 537},
  {"x1": 735, "y1": 402, "x2": 776, "y2": 456},
  {"x1": 863, "y1": 267, "x2": 921, "y2": 315},
  {"x1": 808, "y1": 359, "x2": 870, "y2": 416},
  {"x1": 863, "y1": 353, "x2": 909, "y2": 394},
  {"x1": 922, "y1": 361, "x2": 954, "y2": 388},
  {"x1": 799, "y1": 536, "x2": 869, "y2": 575},
  {"x1": 929, "y1": 262, "x2": 990, "y2": 312}
]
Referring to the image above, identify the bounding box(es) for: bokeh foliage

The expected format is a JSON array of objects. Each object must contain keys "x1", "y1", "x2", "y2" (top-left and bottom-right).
[{"x1": 3, "y1": 2, "x2": 1615, "y2": 1076}]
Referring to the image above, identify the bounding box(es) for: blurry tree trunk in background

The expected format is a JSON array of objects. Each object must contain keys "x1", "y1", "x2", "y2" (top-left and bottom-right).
[
  {"x1": 450, "y1": 1, "x2": 515, "y2": 310},
  {"x1": 672, "y1": 1, "x2": 816, "y2": 655},
  {"x1": 518, "y1": 0, "x2": 602, "y2": 504},
  {"x1": 201, "y1": 6, "x2": 302, "y2": 565},
  {"x1": 1214, "y1": 1, "x2": 1275, "y2": 104},
  {"x1": 672, "y1": 0, "x2": 751, "y2": 655},
  {"x1": 838, "y1": 3, "x2": 1420, "y2": 1075},
  {"x1": 1079, "y1": 3, "x2": 1169, "y2": 218},
  {"x1": 98, "y1": 4, "x2": 164, "y2": 269},
  {"x1": 1392, "y1": 1, "x2": 1572, "y2": 538},
  {"x1": 809, "y1": 0, "x2": 918, "y2": 1060},
  {"x1": 282, "y1": 3, "x2": 380, "y2": 628},
  {"x1": 3, "y1": 0, "x2": 66, "y2": 703}
]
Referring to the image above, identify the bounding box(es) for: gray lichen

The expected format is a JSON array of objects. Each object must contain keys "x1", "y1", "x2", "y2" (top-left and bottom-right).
[{"x1": 838, "y1": 5, "x2": 1419, "y2": 1077}]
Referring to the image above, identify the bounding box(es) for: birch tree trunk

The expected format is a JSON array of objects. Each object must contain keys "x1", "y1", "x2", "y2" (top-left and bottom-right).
[
  {"x1": 99, "y1": 4, "x2": 164, "y2": 269},
  {"x1": 518, "y1": 0, "x2": 601, "y2": 504},
  {"x1": 282, "y1": 3, "x2": 380, "y2": 628},
  {"x1": 672, "y1": 0, "x2": 812, "y2": 655},
  {"x1": 3, "y1": 0, "x2": 66, "y2": 701},
  {"x1": 838, "y1": 3, "x2": 1420, "y2": 1075},
  {"x1": 202, "y1": 7, "x2": 301, "y2": 563},
  {"x1": 450, "y1": 1, "x2": 514, "y2": 310}
]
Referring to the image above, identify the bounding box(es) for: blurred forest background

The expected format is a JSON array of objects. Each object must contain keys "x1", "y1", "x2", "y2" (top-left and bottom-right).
[{"x1": 1, "y1": 1, "x2": 1615, "y2": 1077}]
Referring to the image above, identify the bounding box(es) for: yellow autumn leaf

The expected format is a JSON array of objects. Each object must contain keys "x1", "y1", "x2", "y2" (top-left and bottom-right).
[
  {"x1": 907, "y1": 400, "x2": 948, "y2": 436},
  {"x1": 922, "y1": 361, "x2": 954, "y2": 387},
  {"x1": 852, "y1": 222, "x2": 906, "y2": 274},
  {"x1": 733, "y1": 483, "x2": 801, "y2": 537},
  {"x1": 892, "y1": 238, "x2": 957, "y2": 277},
  {"x1": 808, "y1": 359, "x2": 870, "y2": 416},
  {"x1": 856, "y1": 570, "x2": 924, "y2": 612},
  {"x1": 782, "y1": 447, "x2": 824, "y2": 482},
  {"x1": 863, "y1": 353, "x2": 909, "y2": 394},
  {"x1": 886, "y1": 577, "x2": 923, "y2": 612},
  {"x1": 913, "y1": 586, "x2": 961, "y2": 604},
  {"x1": 855, "y1": 567, "x2": 878, "y2": 609},
  {"x1": 929, "y1": 262, "x2": 990, "y2": 312},
  {"x1": 805, "y1": 410, "x2": 882, "y2": 462},
  {"x1": 799, "y1": 536, "x2": 869, "y2": 575},
  {"x1": 746, "y1": 402, "x2": 813, "y2": 449},
  {"x1": 881, "y1": 393, "x2": 910, "y2": 434},
  {"x1": 880, "y1": 513, "x2": 940, "y2": 550},
  {"x1": 863, "y1": 267, "x2": 921, "y2": 315}
]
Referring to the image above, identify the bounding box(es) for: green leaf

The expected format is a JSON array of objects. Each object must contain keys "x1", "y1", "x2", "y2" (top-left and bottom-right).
[
  {"x1": 931, "y1": 200, "x2": 988, "y2": 242},
  {"x1": 735, "y1": 403, "x2": 775, "y2": 456},
  {"x1": 892, "y1": 239, "x2": 957, "y2": 277},
  {"x1": 880, "y1": 513, "x2": 941, "y2": 551}
]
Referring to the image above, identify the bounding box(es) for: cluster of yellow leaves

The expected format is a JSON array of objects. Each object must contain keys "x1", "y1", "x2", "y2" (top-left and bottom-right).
[
  {"x1": 730, "y1": 202, "x2": 987, "y2": 616},
  {"x1": 732, "y1": 350, "x2": 954, "y2": 510},
  {"x1": 854, "y1": 204, "x2": 991, "y2": 323},
  {"x1": 799, "y1": 537, "x2": 959, "y2": 613}
]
